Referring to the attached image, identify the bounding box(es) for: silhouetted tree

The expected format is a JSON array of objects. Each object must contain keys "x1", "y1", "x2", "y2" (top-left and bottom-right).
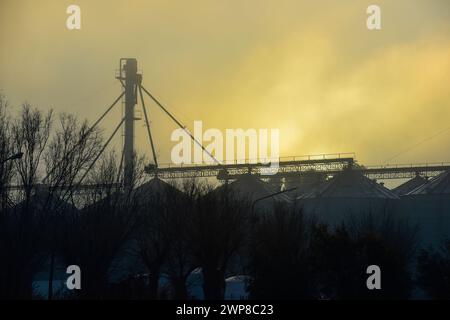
[
  {"x1": 0, "y1": 95, "x2": 18, "y2": 299},
  {"x1": 187, "y1": 184, "x2": 249, "y2": 300},
  {"x1": 309, "y1": 213, "x2": 417, "y2": 299},
  {"x1": 0, "y1": 103, "x2": 53, "y2": 299},
  {"x1": 247, "y1": 204, "x2": 315, "y2": 299},
  {"x1": 161, "y1": 180, "x2": 197, "y2": 300},
  {"x1": 61, "y1": 152, "x2": 143, "y2": 299},
  {"x1": 0, "y1": 95, "x2": 13, "y2": 211},
  {"x1": 134, "y1": 181, "x2": 173, "y2": 299},
  {"x1": 43, "y1": 113, "x2": 103, "y2": 299}
]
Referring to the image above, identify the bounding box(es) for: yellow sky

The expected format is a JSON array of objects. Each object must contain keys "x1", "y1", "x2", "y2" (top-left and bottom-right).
[{"x1": 1, "y1": 0, "x2": 449, "y2": 167}]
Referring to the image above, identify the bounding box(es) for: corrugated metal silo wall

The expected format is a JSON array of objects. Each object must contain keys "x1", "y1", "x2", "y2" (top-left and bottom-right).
[
  {"x1": 398, "y1": 194, "x2": 450, "y2": 249},
  {"x1": 297, "y1": 198, "x2": 400, "y2": 227}
]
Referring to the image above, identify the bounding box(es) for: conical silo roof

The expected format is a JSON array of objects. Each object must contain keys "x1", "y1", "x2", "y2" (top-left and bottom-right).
[
  {"x1": 393, "y1": 174, "x2": 427, "y2": 196},
  {"x1": 134, "y1": 177, "x2": 185, "y2": 204},
  {"x1": 407, "y1": 170, "x2": 450, "y2": 195},
  {"x1": 13, "y1": 185, "x2": 78, "y2": 213},
  {"x1": 299, "y1": 168, "x2": 399, "y2": 200},
  {"x1": 224, "y1": 174, "x2": 293, "y2": 203},
  {"x1": 82, "y1": 177, "x2": 182, "y2": 210},
  {"x1": 285, "y1": 171, "x2": 327, "y2": 197},
  {"x1": 134, "y1": 176, "x2": 180, "y2": 196}
]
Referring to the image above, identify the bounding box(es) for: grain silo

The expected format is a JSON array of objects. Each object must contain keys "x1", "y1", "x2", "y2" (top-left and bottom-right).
[
  {"x1": 399, "y1": 170, "x2": 450, "y2": 248},
  {"x1": 297, "y1": 167, "x2": 399, "y2": 226}
]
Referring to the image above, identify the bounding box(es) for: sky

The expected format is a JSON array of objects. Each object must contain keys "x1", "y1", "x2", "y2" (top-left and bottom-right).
[{"x1": 1, "y1": 0, "x2": 449, "y2": 172}]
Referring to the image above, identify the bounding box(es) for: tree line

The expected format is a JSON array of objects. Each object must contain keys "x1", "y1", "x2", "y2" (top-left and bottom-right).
[{"x1": 0, "y1": 96, "x2": 449, "y2": 299}]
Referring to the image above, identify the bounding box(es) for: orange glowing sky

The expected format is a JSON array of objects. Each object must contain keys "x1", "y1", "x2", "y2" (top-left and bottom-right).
[{"x1": 1, "y1": 0, "x2": 449, "y2": 168}]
